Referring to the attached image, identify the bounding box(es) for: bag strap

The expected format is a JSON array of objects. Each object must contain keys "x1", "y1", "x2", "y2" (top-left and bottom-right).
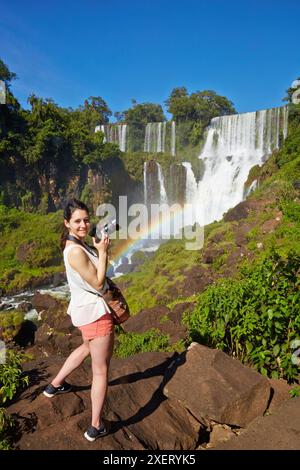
[{"x1": 66, "y1": 234, "x2": 98, "y2": 258}]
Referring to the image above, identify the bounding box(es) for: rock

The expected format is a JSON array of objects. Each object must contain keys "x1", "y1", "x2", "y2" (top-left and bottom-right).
[
  {"x1": 7, "y1": 352, "x2": 201, "y2": 450},
  {"x1": 115, "y1": 263, "x2": 135, "y2": 274},
  {"x1": 261, "y1": 217, "x2": 282, "y2": 234},
  {"x1": 234, "y1": 222, "x2": 256, "y2": 247},
  {"x1": 0, "y1": 303, "x2": 13, "y2": 311},
  {"x1": 106, "y1": 352, "x2": 201, "y2": 450},
  {"x1": 164, "y1": 343, "x2": 271, "y2": 428},
  {"x1": 224, "y1": 200, "x2": 260, "y2": 222},
  {"x1": 31, "y1": 293, "x2": 71, "y2": 333},
  {"x1": 267, "y1": 378, "x2": 292, "y2": 413},
  {"x1": 35, "y1": 323, "x2": 53, "y2": 345},
  {"x1": 216, "y1": 397, "x2": 300, "y2": 450},
  {"x1": 32, "y1": 293, "x2": 62, "y2": 311},
  {"x1": 51, "y1": 272, "x2": 67, "y2": 287},
  {"x1": 292, "y1": 180, "x2": 300, "y2": 190},
  {"x1": 202, "y1": 247, "x2": 225, "y2": 264},
  {"x1": 131, "y1": 250, "x2": 152, "y2": 266},
  {"x1": 207, "y1": 423, "x2": 236, "y2": 448},
  {"x1": 123, "y1": 305, "x2": 170, "y2": 334},
  {"x1": 13, "y1": 320, "x2": 37, "y2": 347},
  {"x1": 180, "y1": 265, "x2": 212, "y2": 297},
  {"x1": 123, "y1": 303, "x2": 193, "y2": 344},
  {"x1": 18, "y1": 301, "x2": 33, "y2": 312},
  {"x1": 16, "y1": 242, "x2": 37, "y2": 263}
]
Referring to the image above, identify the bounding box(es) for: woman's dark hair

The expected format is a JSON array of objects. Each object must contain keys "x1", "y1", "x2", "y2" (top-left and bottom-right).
[{"x1": 60, "y1": 198, "x2": 90, "y2": 250}]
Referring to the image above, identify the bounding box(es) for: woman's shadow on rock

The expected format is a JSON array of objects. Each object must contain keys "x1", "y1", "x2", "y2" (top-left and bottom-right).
[{"x1": 108, "y1": 351, "x2": 186, "y2": 433}]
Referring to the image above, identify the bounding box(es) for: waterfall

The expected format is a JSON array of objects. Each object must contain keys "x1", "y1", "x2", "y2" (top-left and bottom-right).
[
  {"x1": 157, "y1": 163, "x2": 168, "y2": 203},
  {"x1": 95, "y1": 124, "x2": 127, "y2": 151},
  {"x1": 196, "y1": 106, "x2": 289, "y2": 225},
  {"x1": 143, "y1": 121, "x2": 174, "y2": 154},
  {"x1": 144, "y1": 123, "x2": 166, "y2": 153},
  {"x1": 143, "y1": 161, "x2": 168, "y2": 205},
  {"x1": 243, "y1": 179, "x2": 258, "y2": 198},
  {"x1": 144, "y1": 124, "x2": 151, "y2": 152},
  {"x1": 282, "y1": 105, "x2": 289, "y2": 139},
  {"x1": 162, "y1": 121, "x2": 166, "y2": 153},
  {"x1": 143, "y1": 162, "x2": 148, "y2": 205},
  {"x1": 171, "y1": 121, "x2": 176, "y2": 156},
  {"x1": 182, "y1": 162, "x2": 198, "y2": 204},
  {"x1": 157, "y1": 123, "x2": 162, "y2": 153}
]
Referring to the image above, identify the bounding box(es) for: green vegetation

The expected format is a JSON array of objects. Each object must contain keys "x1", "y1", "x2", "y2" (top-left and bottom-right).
[
  {"x1": 0, "y1": 408, "x2": 15, "y2": 450},
  {"x1": 0, "y1": 59, "x2": 120, "y2": 210},
  {"x1": 183, "y1": 251, "x2": 300, "y2": 382},
  {"x1": 123, "y1": 102, "x2": 165, "y2": 152},
  {"x1": 165, "y1": 87, "x2": 235, "y2": 146},
  {"x1": 114, "y1": 329, "x2": 170, "y2": 357},
  {"x1": 120, "y1": 239, "x2": 201, "y2": 314},
  {"x1": 0, "y1": 311, "x2": 24, "y2": 342},
  {"x1": 0, "y1": 349, "x2": 29, "y2": 449},
  {"x1": 114, "y1": 328, "x2": 185, "y2": 357},
  {"x1": 0, "y1": 349, "x2": 29, "y2": 403},
  {"x1": 289, "y1": 386, "x2": 300, "y2": 398},
  {"x1": 0, "y1": 205, "x2": 63, "y2": 294}
]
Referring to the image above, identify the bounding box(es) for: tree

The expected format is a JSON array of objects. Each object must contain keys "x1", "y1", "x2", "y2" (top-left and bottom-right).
[
  {"x1": 283, "y1": 77, "x2": 300, "y2": 103},
  {"x1": 80, "y1": 96, "x2": 112, "y2": 130},
  {"x1": 0, "y1": 59, "x2": 17, "y2": 86},
  {"x1": 123, "y1": 102, "x2": 165, "y2": 127},
  {"x1": 165, "y1": 87, "x2": 235, "y2": 125},
  {"x1": 114, "y1": 111, "x2": 125, "y2": 122}
]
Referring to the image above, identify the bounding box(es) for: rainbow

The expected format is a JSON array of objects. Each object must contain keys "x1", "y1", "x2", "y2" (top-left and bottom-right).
[{"x1": 109, "y1": 204, "x2": 197, "y2": 266}]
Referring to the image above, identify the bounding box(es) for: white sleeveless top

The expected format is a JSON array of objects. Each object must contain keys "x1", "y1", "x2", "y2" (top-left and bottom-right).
[{"x1": 63, "y1": 244, "x2": 110, "y2": 327}]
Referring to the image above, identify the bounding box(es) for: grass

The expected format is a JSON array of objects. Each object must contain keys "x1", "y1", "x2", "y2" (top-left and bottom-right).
[
  {"x1": 0, "y1": 206, "x2": 64, "y2": 294},
  {"x1": 120, "y1": 238, "x2": 201, "y2": 315}
]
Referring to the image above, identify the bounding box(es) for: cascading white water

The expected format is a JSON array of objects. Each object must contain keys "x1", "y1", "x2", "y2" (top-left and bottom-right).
[
  {"x1": 282, "y1": 106, "x2": 289, "y2": 139},
  {"x1": 143, "y1": 162, "x2": 148, "y2": 205},
  {"x1": 144, "y1": 123, "x2": 165, "y2": 153},
  {"x1": 95, "y1": 124, "x2": 127, "y2": 151},
  {"x1": 144, "y1": 121, "x2": 175, "y2": 155},
  {"x1": 162, "y1": 121, "x2": 166, "y2": 153},
  {"x1": 182, "y1": 162, "x2": 198, "y2": 204},
  {"x1": 157, "y1": 123, "x2": 162, "y2": 153},
  {"x1": 157, "y1": 162, "x2": 168, "y2": 203},
  {"x1": 194, "y1": 106, "x2": 288, "y2": 225},
  {"x1": 171, "y1": 121, "x2": 176, "y2": 156}
]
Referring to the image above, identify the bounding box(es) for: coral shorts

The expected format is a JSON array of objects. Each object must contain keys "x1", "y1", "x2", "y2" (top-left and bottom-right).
[{"x1": 78, "y1": 313, "x2": 114, "y2": 340}]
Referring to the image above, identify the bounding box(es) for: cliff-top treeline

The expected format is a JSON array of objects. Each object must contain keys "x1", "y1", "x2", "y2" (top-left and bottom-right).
[{"x1": 0, "y1": 59, "x2": 235, "y2": 211}]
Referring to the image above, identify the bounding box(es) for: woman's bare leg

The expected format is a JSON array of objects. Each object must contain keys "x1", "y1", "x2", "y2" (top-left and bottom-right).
[
  {"x1": 51, "y1": 340, "x2": 90, "y2": 387},
  {"x1": 89, "y1": 330, "x2": 114, "y2": 429}
]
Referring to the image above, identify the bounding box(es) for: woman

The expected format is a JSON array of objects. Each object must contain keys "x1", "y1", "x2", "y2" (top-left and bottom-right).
[{"x1": 43, "y1": 199, "x2": 114, "y2": 442}]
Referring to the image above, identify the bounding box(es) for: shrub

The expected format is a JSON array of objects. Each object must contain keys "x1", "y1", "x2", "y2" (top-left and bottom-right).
[
  {"x1": 184, "y1": 250, "x2": 300, "y2": 382},
  {"x1": 0, "y1": 408, "x2": 15, "y2": 450},
  {"x1": 0, "y1": 311, "x2": 24, "y2": 342},
  {"x1": 0, "y1": 350, "x2": 29, "y2": 404},
  {"x1": 114, "y1": 329, "x2": 171, "y2": 358}
]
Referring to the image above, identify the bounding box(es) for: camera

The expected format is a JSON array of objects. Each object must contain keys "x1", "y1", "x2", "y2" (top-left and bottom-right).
[{"x1": 89, "y1": 219, "x2": 120, "y2": 242}]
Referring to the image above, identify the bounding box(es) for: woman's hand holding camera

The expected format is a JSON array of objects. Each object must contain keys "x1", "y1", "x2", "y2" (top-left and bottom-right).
[{"x1": 92, "y1": 233, "x2": 110, "y2": 254}]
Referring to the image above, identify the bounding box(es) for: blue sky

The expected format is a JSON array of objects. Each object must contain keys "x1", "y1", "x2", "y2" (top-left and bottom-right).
[{"x1": 1, "y1": 0, "x2": 299, "y2": 119}]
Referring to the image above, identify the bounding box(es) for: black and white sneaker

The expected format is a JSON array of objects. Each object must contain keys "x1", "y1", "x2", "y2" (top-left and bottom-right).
[
  {"x1": 84, "y1": 424, "x2": 109, "y2": 442},
  {"x1": 43, "y1": 381, "x2": 72, "y2": 398}
]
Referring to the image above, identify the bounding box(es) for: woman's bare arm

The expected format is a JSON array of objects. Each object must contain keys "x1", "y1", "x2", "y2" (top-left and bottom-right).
[{"x1": 68, "y1": 246, "x2": 108, "y2": 291}]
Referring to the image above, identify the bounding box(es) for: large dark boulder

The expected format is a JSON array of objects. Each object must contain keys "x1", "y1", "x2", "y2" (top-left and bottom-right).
[{"x1": 164, "y1": 343, "x2": 271, "y2": 428}]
